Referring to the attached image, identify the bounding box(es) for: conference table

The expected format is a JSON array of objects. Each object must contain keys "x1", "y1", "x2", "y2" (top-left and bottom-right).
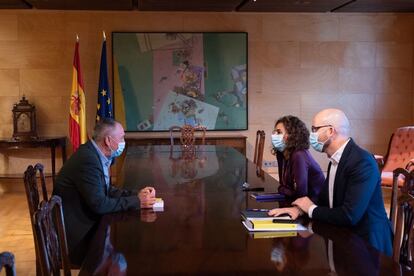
[{"x1": 79, "y1": 145, "x2": 400, "y2": 275}]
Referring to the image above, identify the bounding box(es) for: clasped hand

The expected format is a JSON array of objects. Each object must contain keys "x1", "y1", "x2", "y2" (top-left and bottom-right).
[{"x1": 138, "y1": 186, "x2": 156, "y2": 208}]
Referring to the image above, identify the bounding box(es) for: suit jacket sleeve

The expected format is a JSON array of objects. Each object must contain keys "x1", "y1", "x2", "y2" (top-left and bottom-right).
[
  {"x1": 75, "y1": 156, "x2": 140, "y2": 215},
  {"x1": 108, "y1": 186, "x2": 138, "y2": 198},
  {"x1": 313, "y1": 155, "x2": 378, "y2": 226},
  {"x1": 316, "y1": 162, "x2": 330, "y2": 207}
]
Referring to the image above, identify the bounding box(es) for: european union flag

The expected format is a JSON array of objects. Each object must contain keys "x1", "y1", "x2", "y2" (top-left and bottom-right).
[{"x1": 96, "y1": 38, "x2": 113, "y2": 122}]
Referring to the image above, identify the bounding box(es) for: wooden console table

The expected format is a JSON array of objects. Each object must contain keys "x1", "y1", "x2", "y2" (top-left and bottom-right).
[
  {"x1": 125, "y1": 135, "x2": 247, "y2": 155},
  {"x1": 0, "y1": 136, "x2": 67, "y2": 184}
]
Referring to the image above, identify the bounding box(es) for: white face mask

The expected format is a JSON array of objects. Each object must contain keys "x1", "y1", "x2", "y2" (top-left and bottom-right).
[
  {"x1": 309, "y1": 130, "x2": 331, "y2": 153},
  {"x1": 309, "y1": 132, "x2": 324, "y2": 152},
  {"x1": 109, "y1": 137, "x2": 126, "y2": 158},
  {"x1": 271, "y1": 134, "x2": 286, "y2": 152}
]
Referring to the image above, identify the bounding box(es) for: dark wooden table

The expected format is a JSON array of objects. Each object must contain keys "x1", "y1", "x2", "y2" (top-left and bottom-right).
[
  {"x1": 0, "y1": 136, "x2": 67, "y2": 184},
  {"x1": 80, "y1": 145, "x2": 400, "y2": 275}
]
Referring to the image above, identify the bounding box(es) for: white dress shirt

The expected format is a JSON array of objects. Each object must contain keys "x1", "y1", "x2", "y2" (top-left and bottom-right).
[{"x1": 308, "y1": 139, "x2": 350, "y2": 218}]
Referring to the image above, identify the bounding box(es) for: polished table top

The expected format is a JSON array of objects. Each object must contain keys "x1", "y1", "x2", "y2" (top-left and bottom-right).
[{"x1": 80, "y1": 145, "x2": 400, "y2": 275}]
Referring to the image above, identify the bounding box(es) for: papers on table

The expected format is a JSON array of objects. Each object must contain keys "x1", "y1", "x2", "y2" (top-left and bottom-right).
[
  {"x1": 242, "y1": 220, "x2": 306, "y2": 231},
  {"x1": 241, "y1": 209, "x2": 307, "y2": 235},
  {"x1": 153, "y1": 198, "x2": 164, "y2": 212}
]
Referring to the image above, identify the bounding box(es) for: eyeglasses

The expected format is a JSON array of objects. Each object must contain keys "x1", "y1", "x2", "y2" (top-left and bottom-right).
[{"x1": 311, "y1": 124, "x2": 332, "y2": 133}]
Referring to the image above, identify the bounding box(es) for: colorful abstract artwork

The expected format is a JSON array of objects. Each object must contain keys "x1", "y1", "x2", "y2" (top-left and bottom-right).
[{"x1": 113, "y1": 32, "x2": 247, "y2": 131}]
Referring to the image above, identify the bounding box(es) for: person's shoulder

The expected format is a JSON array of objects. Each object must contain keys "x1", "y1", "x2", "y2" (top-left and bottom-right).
[
  {"x1": 291, "y1": 149, "x2": 312, "y2": 163},
  {"x1": 291, "y1": 149, "x2": 310, "y2": 158},
  {"x1": 347, "y1": 139, "x2": 372, "y2": 158},
  {"x1": 71, "y1": 141, "x2": 99, "y2": 160},
  {"x1": 346, "y1": 139, "x2": 376, "y2": 165}
]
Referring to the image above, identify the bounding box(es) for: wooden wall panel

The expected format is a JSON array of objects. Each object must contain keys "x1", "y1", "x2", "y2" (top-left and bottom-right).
[
  {"x1": 0, "y1": 15, "x2": 18, "y2": 41},
  {"x1": 0, "y1": 10, "x2": 412, "y2": 174},
  {"x1": 338, "y1": 14, "x2": 414, "y2": 42}
]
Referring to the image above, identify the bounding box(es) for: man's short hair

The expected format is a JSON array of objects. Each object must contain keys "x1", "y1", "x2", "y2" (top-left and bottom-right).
[{"x1": 93, "y1": 118, "x2": 118, "y2": 142}]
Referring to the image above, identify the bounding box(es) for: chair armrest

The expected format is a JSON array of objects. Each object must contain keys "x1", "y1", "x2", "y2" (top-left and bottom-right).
[
  {"x1": 405, "y1": 158, "x2": 414, "y2": 172},
  {"x1": 374, "y1": 155, "x2": 385, "y2": 171}
]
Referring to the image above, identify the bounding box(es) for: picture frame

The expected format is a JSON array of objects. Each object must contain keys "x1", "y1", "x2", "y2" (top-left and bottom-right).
[{"x1": 112, "y1": 32, "x2": 248, "y2": 132}]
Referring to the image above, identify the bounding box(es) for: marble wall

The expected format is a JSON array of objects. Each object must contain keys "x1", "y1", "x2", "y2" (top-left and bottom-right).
[{"x1": 0, "y1": 10, "x2": 413, "y2": 174}]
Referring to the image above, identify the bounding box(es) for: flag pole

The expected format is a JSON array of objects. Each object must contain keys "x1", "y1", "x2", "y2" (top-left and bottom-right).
[
  {"x1": 76, "y1": 34, "x2": 79, "y2": 42},
  {"x1": 103, "y1": 31, "x2": 106, "y2": 41}
]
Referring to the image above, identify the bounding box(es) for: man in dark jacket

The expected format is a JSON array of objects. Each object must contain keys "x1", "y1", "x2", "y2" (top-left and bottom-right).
[
  {"x1": 53, "y1": 118, "x2": 156, "y2": 263},
  {"x1": 269, "y1": 109, "x2": 392, "y2": 256}
]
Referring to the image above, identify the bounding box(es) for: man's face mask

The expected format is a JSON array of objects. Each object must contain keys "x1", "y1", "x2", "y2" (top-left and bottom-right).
[
  {"x1": 109, "y1": 136, "x2": 126, "y2": 158},
  {"x1": 309, "y1": 125, "x2": 332, "y2": 152}
]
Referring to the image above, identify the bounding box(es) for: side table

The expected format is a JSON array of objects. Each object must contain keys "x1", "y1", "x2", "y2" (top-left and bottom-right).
[{"x1": 0, "y1": 136, "x2": 67, "y2": 184}]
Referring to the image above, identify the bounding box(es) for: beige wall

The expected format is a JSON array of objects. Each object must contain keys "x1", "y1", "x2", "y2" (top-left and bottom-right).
[{"x1": 0, "y1": 10, "x2": 413, "y2": 175}]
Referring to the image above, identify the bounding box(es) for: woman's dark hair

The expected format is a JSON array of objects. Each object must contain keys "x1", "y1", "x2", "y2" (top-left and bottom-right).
[{"x1": 275, "y1": 115, "x2": 309, "y2": 158}]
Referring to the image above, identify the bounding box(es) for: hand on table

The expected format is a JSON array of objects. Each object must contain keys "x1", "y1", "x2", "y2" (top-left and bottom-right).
[
  {"x1": 268, "y1": 207, "x2": 302, "y2": 220},
  {"x1": 138, "y1": 186, "x2": 156, "y2": 209},
  {"x1": 140, "y1": 186, "x2": 156, "y2": 197}
]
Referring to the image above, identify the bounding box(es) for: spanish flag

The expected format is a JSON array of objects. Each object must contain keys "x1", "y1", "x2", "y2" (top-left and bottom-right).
[{"x1": 69, "y1": 37, "x2": 87, "y2": 152}]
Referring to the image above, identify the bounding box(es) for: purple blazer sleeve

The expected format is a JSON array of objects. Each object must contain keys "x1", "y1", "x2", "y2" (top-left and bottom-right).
[{"x1": 290, "y1": 151, "x2": 310, "y2": 197}]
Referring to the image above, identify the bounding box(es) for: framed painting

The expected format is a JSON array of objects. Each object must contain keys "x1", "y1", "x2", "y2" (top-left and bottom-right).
[{"x1": 112, "y1": 32, "x2": 247, "y2": 131}]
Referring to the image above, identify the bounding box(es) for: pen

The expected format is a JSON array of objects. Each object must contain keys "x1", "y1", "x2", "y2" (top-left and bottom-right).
[{"x1": 247, "y1": 208, "x2": 269, "y2": 212}]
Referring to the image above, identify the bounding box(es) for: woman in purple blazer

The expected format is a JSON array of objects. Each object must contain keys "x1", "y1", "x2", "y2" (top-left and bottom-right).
[{"x1": 271, "y1": 115, "x2": 325, "y2": 202}]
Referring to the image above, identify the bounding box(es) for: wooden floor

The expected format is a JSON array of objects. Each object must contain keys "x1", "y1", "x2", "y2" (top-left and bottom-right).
[
  {"x1": 0, "y1": 178, "x2": 392, "y2": 275},
  {"x1": 0, "y1": 192, "x2": 36, "y2": 275}
]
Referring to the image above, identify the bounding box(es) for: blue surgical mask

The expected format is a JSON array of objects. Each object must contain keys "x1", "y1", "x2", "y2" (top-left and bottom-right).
[
  {"x1": 309, "y1": 132, "x2": 325, "y2": 152},
  {"x1": 109, "y1": 138, "x2": 126, "y2": 158},
  {"x1": 271, "y1": 134, "x2": 286, "y2": 152}
]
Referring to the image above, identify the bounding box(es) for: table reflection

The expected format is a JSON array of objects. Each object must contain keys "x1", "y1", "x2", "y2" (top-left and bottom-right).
[{"x1": 78, "y1": 145, "x2": 399, "y2": 275}]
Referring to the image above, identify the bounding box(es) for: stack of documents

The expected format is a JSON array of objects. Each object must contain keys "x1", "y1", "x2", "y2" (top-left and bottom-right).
[
  {"x1": 250, "y1": 192, "x2": 286, "y2": 201},
  {"x1": 250, "y1": 231, "x2": 297, "y2": 239},
  {"x1": 153, "y1": 198, "x2": 164, "y2": 212},
  {"x1": 241, "y1": 210, "x2": 306, "y2": 232}
]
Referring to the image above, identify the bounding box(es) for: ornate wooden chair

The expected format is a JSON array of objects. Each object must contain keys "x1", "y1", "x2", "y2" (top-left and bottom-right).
[
  {"x1": 23, "y1": 163, "x2": 48, "y2": 275},
  {"x1": 34, "y1": 195, "x2": 71, "y2": 276},
  {"x1": 390, "y1": 167, "x2": 414, "y2": 233},
  {"x1": 169, "y1": 125, "x2": 206, "y2": 147},
  {"x1": 0, "y1": 251, "x2": 16, "y2": 276},
  {"x1": 253, "y1": 130, "x2": 265, "y2": 170},
  {"x1": 24, "y1": 163, "x2": 48, "y2": 215},
  {"x1": 393, "y1": 194, "x2": 414, "y2": 272},
  {"x1": 375, "y1": 127, "x2": 414, "y2": 187}
]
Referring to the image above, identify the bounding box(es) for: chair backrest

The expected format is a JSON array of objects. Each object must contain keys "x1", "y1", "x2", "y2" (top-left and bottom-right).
[
  {"x1": 406, "y1": 159, "x2": 414, "y2": 172},
  {"x1": 193, "y1": 125, "x2": 206, "y2": 145},
  {"x1": 23, "y1": 163, "x2": 48, "y2": 220},
  {"x1": 383, "y1": 127, "x2": 414, "y2": 172},
  {"x1": 34, "y1": 195, "x2": 71, "y2": 276},
  {"x1": 393, "y1": 194, "x2": 414, "y2": 271},
  {"x1": 390, "y1": 168, "x2": 414, "y2": 233},
  {"x1": 253, "y1": 130, "x2": 265, "y2": 169},
  {"x1": 169, "y1": 125, "x2": 206, "y2": 146},
  {"x1": 23, "y1": 163, "x2": 48, "y2": 275},
  {"x1": 169, "y1": 126, "x2": 182, "y2": 146},
  {"x1": 0, "y1": 252, "x2": 16, "y2": 276}
]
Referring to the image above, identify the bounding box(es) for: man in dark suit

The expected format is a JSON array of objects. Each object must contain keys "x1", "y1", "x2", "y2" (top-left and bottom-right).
[
  {"x1": 269, "y1": 109, "x2": 393, "y2": 256},
  {"x1": 53, "y1": 118, "x2": 156, "y2": 263}
]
